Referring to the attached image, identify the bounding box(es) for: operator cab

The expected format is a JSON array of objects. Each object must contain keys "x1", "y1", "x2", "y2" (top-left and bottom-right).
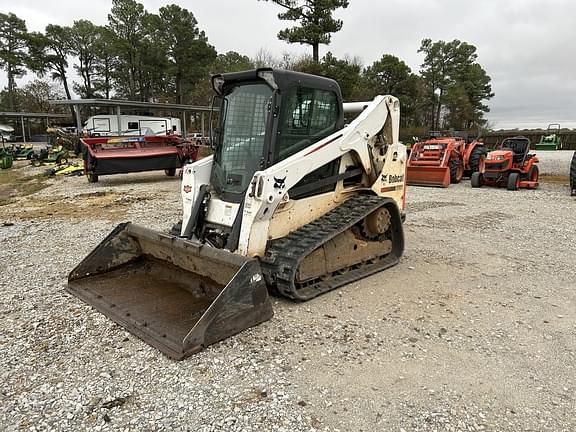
[
  {"x1": 501, "y1": 136, "x2": 531, "y2": 163},
  {"x1": 210, "y1": 68, "x2": 344, "y2": 203}
]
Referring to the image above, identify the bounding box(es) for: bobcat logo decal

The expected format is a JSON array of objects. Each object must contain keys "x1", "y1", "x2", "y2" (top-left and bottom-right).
[
  {"x1": 273, "y1": 176, "x2": 286, "y2": 189},
  {"x1": 381, "y1": 174, "x2": 404, "y2": 184}
]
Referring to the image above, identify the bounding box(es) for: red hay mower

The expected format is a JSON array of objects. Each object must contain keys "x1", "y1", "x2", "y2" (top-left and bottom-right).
[
  {"x1": 471, "y1": 136, "x2": 539, "y2": 191},
  {"x1": 80, "y1": 135, "x2": 198, "y2": 183}
]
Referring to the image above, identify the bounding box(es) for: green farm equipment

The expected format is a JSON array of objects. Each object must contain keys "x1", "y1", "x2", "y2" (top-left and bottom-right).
[
  {"x1": 31, "y1": 145, "x2": 69, "y2": 167},
  {"x1": 12, "y1": 144, "x2": 36, "y2": 160},
  {"x1": 0, "y1": 140, "x2": 14, "y2": 169},
  {"x1": 44, "y1": 163, "x2": 84, "y2": 177},
  {"x1": 535, "y1": 124, "x2": 562, "y2": 150}
]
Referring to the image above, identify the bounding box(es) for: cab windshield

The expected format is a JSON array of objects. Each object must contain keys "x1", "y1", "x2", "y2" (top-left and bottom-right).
[{"x1": 212, "y1": 83, "x2": 272, "y2": 197}]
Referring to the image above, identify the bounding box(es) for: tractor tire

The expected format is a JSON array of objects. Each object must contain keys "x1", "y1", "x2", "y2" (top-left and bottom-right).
[
  {"x1": 31, "y1": 158, "x2": 42, "y2": 167},
  {"x1": 471, "y1": 171, "x2": 483, "y2": 188},
  {"x1": 507, "y1": 172, "x2": 520, "y2": 191},
  {"x1": 449, "y1": 159, "x2": 464, "y2": 183},
  {"x1": 87, "y1": 173, "x2": 99, "y2": 183},
  {"x1": 570, "y1": 151, "x2": 576, "y2": 196},
  {"x1": 165, "y1": 168, "x2": 177, "y2": 177},
  {"x1": 528, "y1": 164, "x2": 539, "y2": 183},
  {"x1": 0, "y1": 155, "x2": 13, "y2": 169},
  {"x1": 468, "y1": 146, "x2": 487, "y2": 173}
]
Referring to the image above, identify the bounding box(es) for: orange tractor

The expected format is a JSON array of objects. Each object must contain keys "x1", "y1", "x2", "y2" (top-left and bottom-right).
[
  {"x1": 406, "y1": 135, "x2": 487, "y2": 187},
  {"x1": 471, "y1": 136, "x2": 539, "y2": 191}
]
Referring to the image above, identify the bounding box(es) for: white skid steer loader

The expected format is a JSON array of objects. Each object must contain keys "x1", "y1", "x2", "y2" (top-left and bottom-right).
[{"x1": 68, "y1": 69, "x2": 407, "y2": 359}]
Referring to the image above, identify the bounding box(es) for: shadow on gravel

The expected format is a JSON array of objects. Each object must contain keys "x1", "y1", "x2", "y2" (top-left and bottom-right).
[{"x1": 93, "y1": 174, "x2": 181, "y2": 187}]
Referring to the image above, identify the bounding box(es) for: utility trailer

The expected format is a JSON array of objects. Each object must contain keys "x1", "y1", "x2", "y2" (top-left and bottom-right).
[{"x1": 80, "y1": 135, "x2": 197, "y2": 183}]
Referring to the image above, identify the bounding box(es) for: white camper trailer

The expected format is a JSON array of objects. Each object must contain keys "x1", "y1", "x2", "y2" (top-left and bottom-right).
[
  {"x1": 83, "y1": 115, "x2": 182, "y2": 137},
  {"x1": 0, "y1": 124, "x2": 15, "y2": 142}
]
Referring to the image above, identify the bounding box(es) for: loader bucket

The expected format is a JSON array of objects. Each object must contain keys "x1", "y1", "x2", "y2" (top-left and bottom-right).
[
  {"x1": 406, "y1": 166, "x2": 450, "y2": 188},
  {"x1": 67, "y1": 223, "x2": 273, "y2": 360}
]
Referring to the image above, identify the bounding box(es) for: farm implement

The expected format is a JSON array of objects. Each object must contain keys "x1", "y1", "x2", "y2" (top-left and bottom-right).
[
  {"x1": 80, "y1": 135, "x2": 198, "y2": 183},
  {"x1": 44, "y1": 163, "x2": 84, "y2": 177}
]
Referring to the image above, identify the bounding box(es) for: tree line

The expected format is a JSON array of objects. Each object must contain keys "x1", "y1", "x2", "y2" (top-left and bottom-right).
[{"x1": 0, "y1": 0, "x2": 493, "y2": 130}]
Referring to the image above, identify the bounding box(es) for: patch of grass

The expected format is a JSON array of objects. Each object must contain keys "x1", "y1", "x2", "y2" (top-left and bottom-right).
[
  {"x1": 540, "y1": 174, "x2": 569, "y2": 184},
  {"x1": 0, "y1": 168, "x2": 21, "y2": 185},
  {"x1": 16, "y1": 175, "x2": 50, "y2": 196},
  {"x1": 0, "y1": 169, "x2": 51, "y2": 199},
  {"x1": 0, "y1": 197, "x2": 15, "y2": 206}
]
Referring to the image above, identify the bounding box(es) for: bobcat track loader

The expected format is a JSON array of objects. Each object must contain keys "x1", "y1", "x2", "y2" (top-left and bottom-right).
[{"x1": 68, "y1": 69, "x2": 407, "y2": 359}]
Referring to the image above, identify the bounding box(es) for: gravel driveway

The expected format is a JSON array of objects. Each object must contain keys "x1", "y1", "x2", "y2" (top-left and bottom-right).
[
  {"x1": 1, "y1": 163, "x2": 574, "y2": 431},
  {"x1": 533, "y1": 150, "x2": 574, "y2": 176}
]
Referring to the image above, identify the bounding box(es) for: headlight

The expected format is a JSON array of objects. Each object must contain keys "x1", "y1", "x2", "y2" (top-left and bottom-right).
[{"x1": 487, "y1": 155, "x2": 504, "y2": 161}]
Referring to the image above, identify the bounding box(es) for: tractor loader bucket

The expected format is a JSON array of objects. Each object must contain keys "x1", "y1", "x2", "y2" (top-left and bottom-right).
[
  {"x1": 406, "y1": 166, "x2": 450, "y2": 188},
  {"x1": 67, "y1": 223, "x2": 273, "y2": 360}
]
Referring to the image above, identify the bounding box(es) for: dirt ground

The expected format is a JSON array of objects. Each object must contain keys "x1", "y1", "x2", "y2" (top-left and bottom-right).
[{"x1": 0, "y1": 159, "x2": 574, "y2": 431}]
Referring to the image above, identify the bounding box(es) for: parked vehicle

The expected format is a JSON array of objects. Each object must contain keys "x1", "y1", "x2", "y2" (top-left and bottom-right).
[
  {"x1": 83, "y1": 115, "x2": 182, "y2": 137},
  {"x1": 0, "y1": 124, "x2": 16, "y2": 143},
  {"x1": 31, "y1": 145, "x2": 69, "y2": 167},
  {"x1": 68, "y1": 68, "x2": 407, "y2": 359},
  {"x1": 535, "y1": 124, "x2": 562, "y2": 150},
  {"x1": 407, "y1": 134, "x2": 486, "y2": 187},
  {"x1": 12, "y1": 144, "x2": 36, "y2": 160},
  {"x1": 189, "y1": 132, "x2": 206, "y2": 145},
  {"x1": 471, "y1": 136, "x2": 539, "y2": 190}
]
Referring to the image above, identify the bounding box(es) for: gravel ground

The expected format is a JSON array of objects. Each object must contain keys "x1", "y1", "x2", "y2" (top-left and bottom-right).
[
  {"x1": 0, "y1": 161, "x2": 575, "y2": 432},
  {"x1": 532, "y1": 150, "x2": 574, "y2": 176}
]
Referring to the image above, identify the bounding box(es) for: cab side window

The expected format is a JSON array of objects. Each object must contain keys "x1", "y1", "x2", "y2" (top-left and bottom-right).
[{"x1": 276, "y1": 87, "x2": 338, "y2": 160}]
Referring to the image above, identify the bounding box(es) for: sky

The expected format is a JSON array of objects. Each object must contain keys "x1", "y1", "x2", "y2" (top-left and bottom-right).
[{"x1": 3, "y1": 0, "x2": 576, "y2": 129}]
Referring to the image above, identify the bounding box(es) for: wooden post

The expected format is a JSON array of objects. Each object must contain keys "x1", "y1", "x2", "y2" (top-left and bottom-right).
[{"x1": 21, "y1": 116, "x2": 26, "y2": 143}]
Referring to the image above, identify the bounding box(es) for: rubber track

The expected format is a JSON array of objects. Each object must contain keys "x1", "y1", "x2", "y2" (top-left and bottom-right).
[{"x1": 261, "y1": 194, "x2": 402, "y2": 301}]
